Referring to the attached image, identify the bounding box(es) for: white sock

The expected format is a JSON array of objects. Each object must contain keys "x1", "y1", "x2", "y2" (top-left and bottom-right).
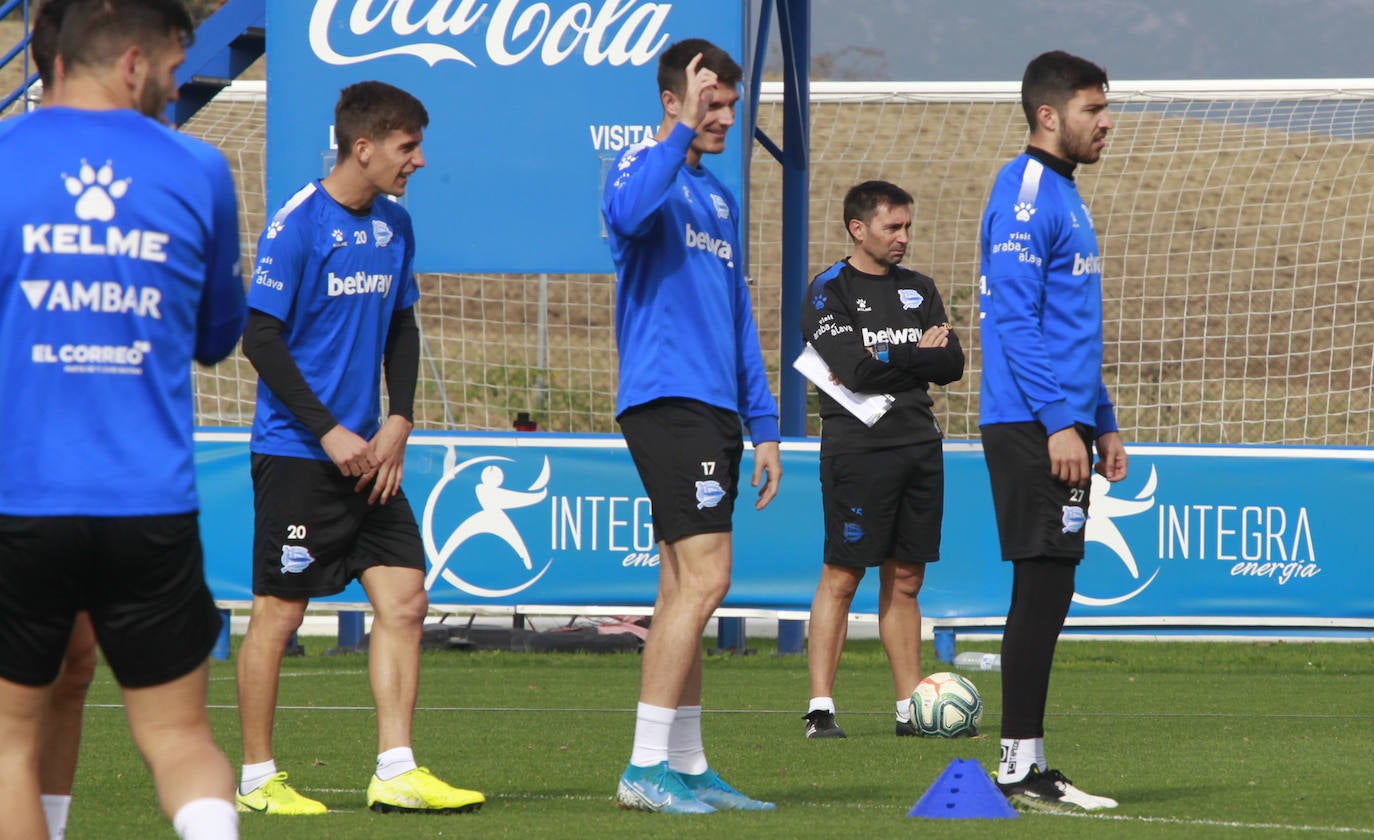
[
  {"x1": 807, "y1": 696, "x2": 836, "y2": 714},
  {"x1": 1032, "y1": 739, "x2": 1047, "y2": 774},
  {"x1": 667, "y1": 705, "x2": 709, "y2": 776},
  {"x1": 172, "y1": 798, "x2": 238, "y2": 840},
  {"x1": 375, "y1": 746, "x2": 417, "y2": 781},
  {"x1": 628, "y1": 702, "x2": 676, "y2": 767},
  {"x1": 238, "y1": 759, "x2": 277, "y2": 795},
  {"x1": 41, "y1": 794, "x2": 71, "y2": 840},
  {"x1": 998, "y1": 737, "x2": 1043, "y2": 783},
  {"x1": 895, "y1": 697, "x2": 912, "y2": 723}
]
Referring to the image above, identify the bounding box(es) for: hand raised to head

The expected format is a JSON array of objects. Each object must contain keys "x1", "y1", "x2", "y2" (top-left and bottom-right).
[{"x1": 679, "y1": 53, "x2": 718, "y2": 130}]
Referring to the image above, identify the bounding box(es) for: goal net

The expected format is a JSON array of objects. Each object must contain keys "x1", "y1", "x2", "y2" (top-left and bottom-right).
[
  {"x1": 87, "y1": 79, "x2": 1374, "y2": 444},
  {"x1": 750, "y1": 80, "x2": 1374, "y2": 445}
]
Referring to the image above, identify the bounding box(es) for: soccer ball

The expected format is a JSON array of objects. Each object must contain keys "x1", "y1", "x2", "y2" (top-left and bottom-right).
[{"x1": 910, "y1": 672, "x2": 983, "y2": 737}]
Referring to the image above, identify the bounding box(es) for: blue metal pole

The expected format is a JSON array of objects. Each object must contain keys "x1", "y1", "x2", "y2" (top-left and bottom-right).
[
  {"x1": 777, "y1": 0, "x2": 810, "y2": 440},
  {"x1": 212, "y1": 608, "x2": 232, "y2": 660},
  {"x1": 934, "y1": 627, "x2": 956, "y2": 662},
  {"x1": 716, "y1": 617, "x2": 744, "y2": 651},
  {"x1": 773, "y1": 0, "x2": 811, "y2": 654},
  {"x1": 776, "y1": 618, "x2": 805, "y2": 656},
  {"x1": 20, "y1": 0, "x2": 29, "y2": 110},
  {"x1": 324, "y1": 611, "x2": 366, "y2": 655},
  {"x1": 749, "y1": 0, "x2": 773, "y2": 115}
]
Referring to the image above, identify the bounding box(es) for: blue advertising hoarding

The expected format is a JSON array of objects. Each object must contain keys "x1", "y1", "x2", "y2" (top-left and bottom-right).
[
  {"x1": 198, "y1": 432, "x2": 1374, "y2": 630},
  {"x1": 265, "y1": 1, "x2": 749, "y2": 274}
]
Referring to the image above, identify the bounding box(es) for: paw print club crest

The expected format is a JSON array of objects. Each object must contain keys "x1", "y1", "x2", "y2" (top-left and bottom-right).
[{"x1": 63, "y1": 159, "x2": 131, "y2": 223}]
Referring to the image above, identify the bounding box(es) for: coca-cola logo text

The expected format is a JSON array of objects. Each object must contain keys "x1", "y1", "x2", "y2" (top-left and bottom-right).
[{"x1": 309, "y1": 0, "x2": 673, "y2": 68}]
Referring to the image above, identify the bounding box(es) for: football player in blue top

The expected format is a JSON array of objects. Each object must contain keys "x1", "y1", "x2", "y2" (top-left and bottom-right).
[
  {"x1": 978, "y1": 50, "x2": 1129, "y2": 813},
  {"x1": 26, "y1": 2, "x2": 167, "y2": 837},
  {"x1": 603, "y1": 38, "x2": 781, "y2": 815},
  {"x1": 234, "y1": 81, "x2": 483, "y2": 817},
  {"x1": 0, "y1": 1, "x2": 245, "y2": 837}
]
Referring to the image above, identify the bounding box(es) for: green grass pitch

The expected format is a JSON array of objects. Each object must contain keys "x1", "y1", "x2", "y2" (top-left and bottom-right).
[{"x1": 68, "y1": 638, "x2": 1374, "y2": 838}]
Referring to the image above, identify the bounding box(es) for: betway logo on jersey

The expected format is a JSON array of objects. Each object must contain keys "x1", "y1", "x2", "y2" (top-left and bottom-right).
[
  {"x1": 862, "y1": 326, "x2": 922, "y2": 346},
  {"x1": 684, "y1": 224, "x2": 732, "y2": 262},
  {"x1": 308, "y1": 0, "x2": 671, "y2": 69},
  {"x1": 20, "y1": 280, "x2": 162, "y2": 318},
  {"x1": 327, "y1": 270, "x2": 393, "y2": 297},
  {"x1": 1073, "y1": 253, "x2": 1103, "y2": 276}
]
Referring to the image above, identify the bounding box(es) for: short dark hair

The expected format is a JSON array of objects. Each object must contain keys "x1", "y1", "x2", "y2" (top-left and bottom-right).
[
  {"x1": 31, "y1": 0, "x2": 78, "y2": 88},
  {"x1": 843, "y1": 180, "x2": 913, "y2": 235},
  {"x1": 334, "y1": 81, "x2": 430, "y2": 161},
  {"x1": 1020, "y1": 50, "x2": 1109, "y2": 129},
  {"x1": 58, "y1": 0, "x2": 194, "y2": 73},
  {"x1": 656, "y1": 38, "x2": 742, "y2": 98}
]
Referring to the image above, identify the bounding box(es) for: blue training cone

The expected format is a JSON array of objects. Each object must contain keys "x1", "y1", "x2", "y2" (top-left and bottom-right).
[{"x1": 907, "y1": 758, "x2": 1019, "y2": 819}]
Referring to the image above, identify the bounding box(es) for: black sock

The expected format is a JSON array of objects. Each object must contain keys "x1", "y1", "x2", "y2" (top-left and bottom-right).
[{"x1": 1000, "y1": 556, "x2": 1077, "y2": 739}]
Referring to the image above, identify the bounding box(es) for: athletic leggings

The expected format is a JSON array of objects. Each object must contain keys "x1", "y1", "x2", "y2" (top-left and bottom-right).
[{"x1": 999, "y1": 556, "x2": 1078, "y2": 739}]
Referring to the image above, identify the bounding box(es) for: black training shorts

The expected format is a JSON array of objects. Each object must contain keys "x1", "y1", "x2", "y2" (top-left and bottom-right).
[
  {"x1": 981, "y1": 421, "x2": 1093, "y2": 562},
  {"x1": 0, "y1": 513, "x2": 220, "y2": 688},
  {"x1": 251, "y1": 453, "x2": 425, "y2": 599},
  {"x1": 821, "y1": 440, "x2": 944, "y2": 568},
  {"x1": 617, "y1": 398, "x2": 743, "y2": 545}
]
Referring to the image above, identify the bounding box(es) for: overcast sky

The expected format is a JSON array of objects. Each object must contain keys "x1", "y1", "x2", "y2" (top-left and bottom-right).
[{"x1": 769, "y1": 0, "x2": 1371, "y2": 81}]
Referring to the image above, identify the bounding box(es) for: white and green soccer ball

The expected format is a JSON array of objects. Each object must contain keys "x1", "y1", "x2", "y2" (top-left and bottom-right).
[{"x1": 911, "y1": 671, "x2": 983, "y2": 737}]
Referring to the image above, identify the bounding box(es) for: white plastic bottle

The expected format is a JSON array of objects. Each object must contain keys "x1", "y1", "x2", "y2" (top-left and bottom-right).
[{"x1": 953, "y1": 651, "x2": 1002, "y2": 672}]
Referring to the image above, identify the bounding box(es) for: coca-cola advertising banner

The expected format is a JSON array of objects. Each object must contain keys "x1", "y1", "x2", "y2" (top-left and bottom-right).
[{"x1": 265, "y1": 1, "x2": 749, "y2": 274}]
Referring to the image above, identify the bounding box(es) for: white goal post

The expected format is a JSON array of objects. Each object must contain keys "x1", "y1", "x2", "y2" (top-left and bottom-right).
[{"x1": 179, "y1": 78, "x2": 1374, "y2": 445}]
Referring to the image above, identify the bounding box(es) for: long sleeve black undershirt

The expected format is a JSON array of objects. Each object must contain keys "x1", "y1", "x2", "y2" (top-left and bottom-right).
[
  {"x1": 382, "y1": 306, "x2": 419, "y2": 424},
  {"x1": 241, "y1": 306, "x2": 420, "y2": 438}
]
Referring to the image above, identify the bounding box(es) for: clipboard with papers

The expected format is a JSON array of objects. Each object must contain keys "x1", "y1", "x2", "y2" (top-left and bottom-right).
[{"x1": 792, "y1": 344, "x2": 895, "y2": 427}]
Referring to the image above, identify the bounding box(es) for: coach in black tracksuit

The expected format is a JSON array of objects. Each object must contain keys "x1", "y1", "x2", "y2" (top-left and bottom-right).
[{"x1": 800, "y1": 180, "x2": 965, "y2": 740}]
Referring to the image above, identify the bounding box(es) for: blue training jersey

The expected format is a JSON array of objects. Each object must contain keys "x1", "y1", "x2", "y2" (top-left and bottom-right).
[
  {"x1": 0, "y1": 107, "x2": 245, "y2": 516},
  {"x1": 248, "y1": 181, "x2": 420, "y2": 460},
  {"x1": 978, "y1": 151, "x2": 1117, "y2": 435},
  {"x1": 601, "y1": 122, "x2": 779, "y2": 444}
]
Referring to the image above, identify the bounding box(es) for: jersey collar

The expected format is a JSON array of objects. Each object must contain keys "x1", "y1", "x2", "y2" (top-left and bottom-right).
[{"x1": 1025, "y1": 145, "x2": 1076, "y2": 181}]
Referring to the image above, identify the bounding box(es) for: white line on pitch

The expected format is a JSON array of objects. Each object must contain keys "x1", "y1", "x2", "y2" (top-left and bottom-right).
[
  {"x1": 209, "y1": 670, "x2": 368, "y2": 681},
  {"x1": 294, "y1": 789, "x2": 1374, "y2": 832},
  {"x1": 302, "y1": 788, "x2": 904, "y2": 810},
  {"x1": 1052, "y1": 811, "x2": 1374, "y2": 835},
  {"x1": 80, "y1": 703, "x2": 1374, "y2": 721}
]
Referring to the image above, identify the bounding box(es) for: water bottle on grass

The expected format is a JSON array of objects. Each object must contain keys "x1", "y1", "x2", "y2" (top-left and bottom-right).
[{"x1": 953, "y1": 651, "x2": 1001, "y2": 671}]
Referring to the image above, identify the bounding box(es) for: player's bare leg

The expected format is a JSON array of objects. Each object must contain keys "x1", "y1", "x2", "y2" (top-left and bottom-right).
[
  {"x1": 359, "y1": 565, "x2": 482, "y2": 814},
  {"x1": 802, "y1": 563, "x2": 862, "y2": 738},
  {"x1": 357, "y1": 565, "x2": 427, "y2": 754},
  {"x1": 638, "y1": 532, "x2": 731, "y2": 709},
  {"x1": 806, "y1": 563, "x2": 864, "y2": 701},
  {"x1": 616, "y1": 534, "x2": 732, "y2": 813},
  {"x1": 665, "y1": 540, "x2": 705, "y2": 715},
  {"x1": 0, "y1": 676, "x2": 50, "y2": 839},
  {"x1": 234, "y1": 594, "x2": 327, "y2": 815},
  {"x1": 40, "y1": 613, "x2": 97, "y2": 794},
  {"x1": 617, "y1": 532, "x2": 772, "y2": 811},
  {"x1": 123, "y1": 663, "x2": 235, "y2": 821},
  {"x1": 36, "y1": 614, "x2": 97, "y2": 838},
  {"x1": 678, "y1": 644, "x2": 704, "y2": 710},
  {"x1": 878, "y1": 560, "x2": 925, "y2": 703},
  {"x1": 236, "y1": 595, "x2": 307, "y2": 766}
]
